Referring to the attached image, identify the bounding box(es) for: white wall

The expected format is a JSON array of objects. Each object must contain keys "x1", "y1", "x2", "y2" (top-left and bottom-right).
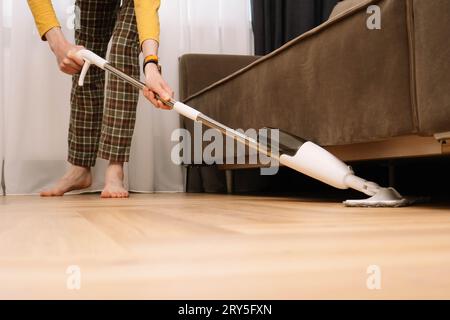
[{"x1": 0, "y1": 0, "x2": 254, "y2": 194}]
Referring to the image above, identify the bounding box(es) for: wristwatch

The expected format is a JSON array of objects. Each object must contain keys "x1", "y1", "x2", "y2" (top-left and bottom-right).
[{"x1": 143, "y1": 55, "x2": 162, "y2": 74}]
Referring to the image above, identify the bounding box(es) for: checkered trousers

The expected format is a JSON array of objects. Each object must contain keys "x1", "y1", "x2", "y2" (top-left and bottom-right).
[{"x1": 69, "y1": 0, "x2": 141, "y2": 167}]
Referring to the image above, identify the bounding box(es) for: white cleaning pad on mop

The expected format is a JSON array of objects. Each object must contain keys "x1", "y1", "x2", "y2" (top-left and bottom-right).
[{"x1": 344, "y1": 187, "x2": 411, "y2": 208}]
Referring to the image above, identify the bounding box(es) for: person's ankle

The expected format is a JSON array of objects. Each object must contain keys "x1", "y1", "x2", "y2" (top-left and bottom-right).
[
  {"x1": 106, "y1": 162, "x2": 125, "y2": 180},
  {"x1": 107, "y1": 162, "x2": 125, "y2": 174},
  {"x1": 70, "y1": 165, "x2": 91, "y2": 173},
  {"x1": 108, "y1": 161, "x2": 124, "y2": 168}
]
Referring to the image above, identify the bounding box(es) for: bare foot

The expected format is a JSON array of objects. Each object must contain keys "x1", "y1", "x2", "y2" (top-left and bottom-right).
[
  {"x1": 101, "y1": 162, "x2": 129, "y2": 198},
  {"x1": 40, "y1": 165, "x2": 92, "y2": 197}
]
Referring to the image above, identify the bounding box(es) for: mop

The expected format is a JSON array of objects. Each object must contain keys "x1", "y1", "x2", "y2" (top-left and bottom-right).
[{"x1": 76, "y1": 49, "x2": 410, "y2": 207}]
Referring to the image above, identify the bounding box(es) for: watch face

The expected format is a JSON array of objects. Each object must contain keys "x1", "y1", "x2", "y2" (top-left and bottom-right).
[{"x1": 143, "y1": 61, "x2": 162, "y2": 75}]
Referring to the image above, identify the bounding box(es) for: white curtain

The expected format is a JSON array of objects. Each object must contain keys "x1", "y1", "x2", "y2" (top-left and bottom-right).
[
  {"x1": 0, "y1": 0, "x2": 253, "y2": 195},
  {"x1": 0, "y1": 0, "x2": 5, "y2": 195}
]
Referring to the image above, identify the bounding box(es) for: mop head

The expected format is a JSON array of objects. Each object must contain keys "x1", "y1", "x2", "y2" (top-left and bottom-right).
[{"x1": 343, "y1": 187, "x2": 411, "y2": 208}]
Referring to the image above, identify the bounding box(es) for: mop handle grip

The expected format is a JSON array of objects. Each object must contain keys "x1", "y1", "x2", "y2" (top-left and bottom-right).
[{"x1": 76, "y1": 49, "x2": 108, "y2": 87}]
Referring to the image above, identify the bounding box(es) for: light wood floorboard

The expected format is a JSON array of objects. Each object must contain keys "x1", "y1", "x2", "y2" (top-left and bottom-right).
[{"x1": 1, "y1": 194, "x2": 450, "y2": 299}]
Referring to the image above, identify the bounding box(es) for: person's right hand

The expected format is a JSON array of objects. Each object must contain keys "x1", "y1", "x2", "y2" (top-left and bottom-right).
[
  {"x1": 45, "y1": 27, "x2": 85, "y2": 75},
  {"x1": 143, "y1": 63, "x2": 174, "y2": 110}
]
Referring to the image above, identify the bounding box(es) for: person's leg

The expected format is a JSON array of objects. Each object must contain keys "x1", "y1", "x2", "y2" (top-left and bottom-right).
[
  {"x1": 41, "y1": 0, "x2": 119, "y2": 196},
  {"x1": 98, "y1": 0, "x2": 140, "y2": 198}
]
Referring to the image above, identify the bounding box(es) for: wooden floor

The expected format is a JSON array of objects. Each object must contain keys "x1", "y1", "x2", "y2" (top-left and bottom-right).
[{"x1": 1, "y1": 193, "x2": 450, "y2": 299}]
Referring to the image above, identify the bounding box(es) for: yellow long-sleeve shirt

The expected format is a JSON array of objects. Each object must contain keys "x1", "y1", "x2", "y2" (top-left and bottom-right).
[{"x1": 27, "y1": 0, "x2": 160, "y2": 46}]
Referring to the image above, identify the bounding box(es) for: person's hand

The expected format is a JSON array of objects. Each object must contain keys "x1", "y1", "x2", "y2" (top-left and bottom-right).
[
  {"x1": 55, "y1": 42, "x2": 85, "y2": 75},
  {"x1": 143, "y1": 63, "x2": 174, "y2": 110},
  {"x1": 45, "y1": 27, "x2": 85, "y2": 75}
]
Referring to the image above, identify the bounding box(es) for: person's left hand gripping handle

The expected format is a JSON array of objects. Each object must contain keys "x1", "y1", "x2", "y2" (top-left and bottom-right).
[{"x1": 46, "y1": 27, "x2": 85, "y2": 75}]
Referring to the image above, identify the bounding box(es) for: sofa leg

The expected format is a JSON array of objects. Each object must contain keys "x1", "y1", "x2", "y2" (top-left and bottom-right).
[
  {"x1": 388, "y1": 161, "x2": 396, "y2": 188},
  {"x1": 183, "y1": 166, "x2": 188, "y2": 193},
  {"x1": 185, "y1": 166, "x2": 205, "y2": 193},
  {"x1": 225, "y1": 170, "x2": 234, "y2": 194}
]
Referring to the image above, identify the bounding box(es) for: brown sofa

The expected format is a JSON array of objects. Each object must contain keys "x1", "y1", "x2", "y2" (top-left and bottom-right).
[{"x1": 179, "y1": 0, "x2": 450, "y2": 192}]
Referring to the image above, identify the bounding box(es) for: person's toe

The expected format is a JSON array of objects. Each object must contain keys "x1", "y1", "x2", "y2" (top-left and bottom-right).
[
  {"x1": 41, "y1": 189, "x2": 61, "y2": 197},
  {"x1": 53, "y1": 189, "x2": 64, "y2": 196},
  {"x1": 100, "y1": 190, "x2": 110, "y2": 198},
  {"x1": 40, "y1": 190, "x2": 49, "y2": 197}
]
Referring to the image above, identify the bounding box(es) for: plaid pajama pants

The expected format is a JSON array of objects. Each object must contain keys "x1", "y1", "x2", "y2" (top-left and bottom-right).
[{"x1": 69, "y1": 0, "x2": 140, "y2": 167}]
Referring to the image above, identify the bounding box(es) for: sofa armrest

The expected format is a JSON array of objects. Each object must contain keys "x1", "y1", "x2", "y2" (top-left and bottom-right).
[{"x1": 179, "y1": 54, "x2": 260, "y2": 101}]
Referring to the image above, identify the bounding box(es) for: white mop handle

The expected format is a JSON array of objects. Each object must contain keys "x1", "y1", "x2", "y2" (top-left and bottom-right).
[
  {"x1": 76, "y1": 49, "x2": 108, "y2": 69},
  {"x1": 173, "y1": 101, "x2": 201, "y2": 121},
  {"x1": 75, "y1": 49, "x2": 109, "y2": 86}
]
